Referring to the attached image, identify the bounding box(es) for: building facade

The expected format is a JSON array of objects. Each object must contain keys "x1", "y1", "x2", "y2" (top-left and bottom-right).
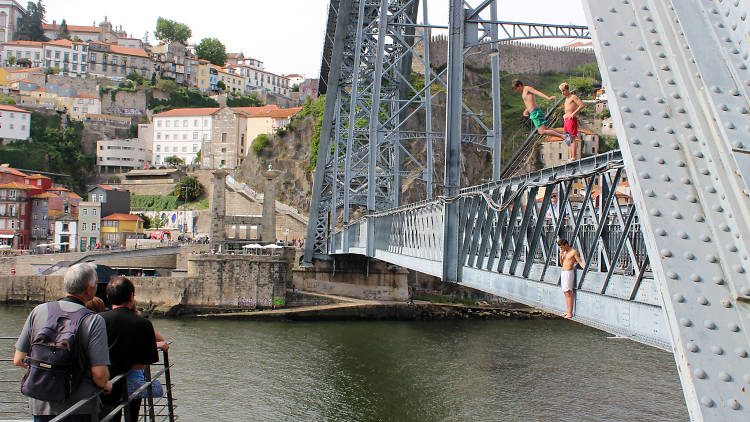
[
  {"x1": 0, "y1": 181, "x2": 33, "y2": 249},
  {"x1": 97, "y1": 138, "x2": 151, "y2": 173},
  {"x1": 539, "y1": 128, "x2": 600, "y2": 168},
  {"x1": 0, "y1": 1, "x2": 25, "y2": 44},
  {"x1": 100, "y1": 213, "x2": 143, "y2": 246},
  {"x1": 77, "y1": 201, "x2": 101, "y2": 251},
  {"x1": 87, "y1": 42, "x2": 151, "y2": 80},
  {"x1": 0, "y1": 104, "x2": 30, "y2": 142},
  {"x1": 152, "y1": 108, "x2": 217, "y2": 165},
  {"x1": 202, "y1": 107, "x2": 248, "y2": 169},
  {"x1": 52, "y1": 215, "x2": 77, "y2": 252},
  {"x1": 238, "y1": 105, "x2": 301, "y2": 156},
  {"x1": 42, "y1": 18, "x2": 127, "y2": 43},
  {"x1": 87, "y1": 184, "x2": 130, "y2": 217}
]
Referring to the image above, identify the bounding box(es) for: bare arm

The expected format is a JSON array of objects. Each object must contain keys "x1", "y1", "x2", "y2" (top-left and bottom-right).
[
  {"x1": 91, "y1": 365, "x2": 112, "y2": 394},
  {"x1": 527, "y1": 86, "x2": 556, "y2": 101},
  {"x1": 571, "y1": 95, "x2": 585, "y2": 117},
  {"x1": 574, "y1": 250, "x2": 585, "y2": 268},
  {"x1": 154, "y1": 328, "x2": 169, "y2": 351},
  {"x1": 13, "y1": 350, "x2": 26, "y2": 368}
]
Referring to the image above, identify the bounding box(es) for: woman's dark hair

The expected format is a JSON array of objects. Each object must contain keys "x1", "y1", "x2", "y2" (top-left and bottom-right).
[
  {"x1": 106, "y1": 276, "x2": 135, "y2": 306},
  {"x1": 557, "y1": 238, "x2": 569, "y2": 246}
]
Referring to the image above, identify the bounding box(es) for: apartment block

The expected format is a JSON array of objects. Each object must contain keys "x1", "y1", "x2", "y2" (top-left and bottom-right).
[
  {"x1": 152, "y1": 108, "x2": 216, "y2": 165},
  {"x1": 97, "y1": 137, "x2": 152, "y2": 173},
  {"x1": 0, "y1": 104, "x2": 30, "y2": 142}
]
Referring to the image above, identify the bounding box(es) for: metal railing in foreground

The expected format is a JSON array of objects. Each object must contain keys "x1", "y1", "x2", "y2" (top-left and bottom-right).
[{"x1": 1, "y1": 336, "x2": 176, "y2": 422}]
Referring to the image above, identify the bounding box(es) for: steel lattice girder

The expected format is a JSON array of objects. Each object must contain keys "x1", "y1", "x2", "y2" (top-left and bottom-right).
[{"x1": 584, "y1": 0, "x2": 750, "y2": 420}]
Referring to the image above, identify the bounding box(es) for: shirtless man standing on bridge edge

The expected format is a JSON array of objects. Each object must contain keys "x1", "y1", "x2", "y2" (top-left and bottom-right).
[
  {"x1": 560, "y1": 82, "x2": 585, "y2": 162},
  {"x1": 558, "y1": 238, "x2": 584, "y2": 319},
  {"x1": 512, "y1": 79, "x2": 566, "y2": 138}
]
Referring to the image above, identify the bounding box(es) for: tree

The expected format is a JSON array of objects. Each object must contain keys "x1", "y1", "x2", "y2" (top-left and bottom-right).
[
  {"x1": 126, "y1": 71, "x2": 147, "y2": 86},
  {"x1": 152, "y1": 214, "x2": 167, "y2": 229},
  {"x1": 216, "y1": 80, "x2": 226, "y2": 91},
  {"x1": 126, "y1": 124, "x2": 138, "y2": 138},
  {"x1": 16, "y1": 58, "x2": 31, "y2": 67},
  {"x1": 195, "y1": 38, "x2": 227, "y2": 66},
  {"x1": 291, "y1": 84, "x2": 300, "y2": 92},
  {"x1": 164, "y1": 155, "x2": 184, "y2": 167},
  {"x1": 154, "y1": 17, "x2": 191, "y2": 45},
  {"x1": 251, "y1": 134, "x2": 271, "y2": 156},
  {"x1": 174, "y1": 176, "x2": 203, "y2": 202},
  {"x1": 226, "y1": 94, "x2": 263, "y2": 107},
  {"x1": 150, "y1": 72, "x2": 157, "y2": 86},
  {"x1": 56, "y1": 18, "x2": 70, "y2": 40},
  {"x1": 16, "y1": 1, "x2": 48, "y2": 42},
  {"x1": 6, "y1": 56, "x2": 16, "y2": 66},
  {"x1": 193, "y1": 149, "x2": 201, "y2": 164},
  {"x1": 154, "y1": 78, "x2": 178, "y2": 93},
  {"x1": 140, "y1": 214, "x2": 152, "y2": 230}
]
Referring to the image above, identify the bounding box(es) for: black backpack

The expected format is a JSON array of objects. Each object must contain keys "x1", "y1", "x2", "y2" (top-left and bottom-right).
[{"x1": 21, "y1": 301, "x2": 93, "y2": 402}]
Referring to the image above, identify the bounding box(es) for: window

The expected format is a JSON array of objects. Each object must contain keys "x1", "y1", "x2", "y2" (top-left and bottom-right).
[
  {"x1": 221, "y1": 147, "x2": 227, "y2": 153},
  {"x1": 155, "y1": 155, "x2": 160, "y2": 161},
  {"x1": 182, "y1": 146, "x2": 187, "y2": 152},
  {"x1": 193, "y1": 132, "x2": 198, "y2": 140},
  {"x1": 156, "y1": 145, "x2": 161, "y2": 152},
  {"x1": 165, "y1": 134, "x2": 170, "y2": 140},
  {"x1": 8, "y1": 190, "x2": 16, "y2": 200},
  {"x1": 91, "y1": 223, "x2": 96, "y2": 230},
  {"x1": 183, "y1": 120, "x2": 188, "y2": 127},
  {"x1": 156, "y1": 133, "x2": 161, "y2": 140},
  {"x1": 165, "y1": 120, "x2": 170, "y2": 128},
  {"x1": 82, "y1": 209, "x2": 87, "y2": 216},
  {"x1": 82, "y1": 223, "x2": 87, "y2": 231},
  {"x1": 193, "y1": 144, "x2": 198, "y2": 152},
  {"x1": 157, "y1": 120, "x2": 162, "y2": 127},
  {"x1": 9, "y1": 220, "x2": 14, "y2": 229},
  {"x1": 182, "y1": 134, "x2": 187, "y2": 140},
  {"x1": 221, "y1": 133, "x2": 227, "y2": 142}
]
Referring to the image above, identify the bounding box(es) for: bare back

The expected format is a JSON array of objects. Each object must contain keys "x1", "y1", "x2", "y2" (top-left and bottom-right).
[
  {"x1": 521, "y1": 86, "x2": 539, "y2": 112},
  {"x1": 560, "y1": 247, "x2": 582, "y2": 271}
]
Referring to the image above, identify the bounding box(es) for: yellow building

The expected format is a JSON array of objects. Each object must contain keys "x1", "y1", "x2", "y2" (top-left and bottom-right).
[
  {"x1": 101, "y1": 213, "x2": 144, "y2": 246},
  {"x1": 214, "y1": 65, "x2": 243, "y2": 93},
  {"x1": 233, "y1": 105, "x2": 302, "y2": 156},
  {"x1": 197, "y1": 59, "x2": 211, "y2": 93}
]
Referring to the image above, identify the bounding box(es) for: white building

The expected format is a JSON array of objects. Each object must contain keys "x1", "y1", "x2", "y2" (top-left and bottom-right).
[
  {"x1": 152, "y1": 108, "x2": 217, "y2": 166},
  {"x1": 0, "y1": 104, "x2": 29, "y2": 143},
  {"x1": 53, "y1": 216, "x2": 77, "y2": 252},
  {"x1": 226, "y1": 65, "x2": 290, "y2": 97},
  {"x1": 2, "y1": 38, "x2": 89, "y2": 77},
  {"x1": 97, "y1": 138, "x2": 152, "y2": 173},
  {"x1": 2, "y1": 40, "x2": 43, "y2": 67},
  {"x1": 0, "y1": 1, "x2": 24, "y2": 44},
  {"x1": 285, "y1": 74, "x2": 304, "y2": 87}
]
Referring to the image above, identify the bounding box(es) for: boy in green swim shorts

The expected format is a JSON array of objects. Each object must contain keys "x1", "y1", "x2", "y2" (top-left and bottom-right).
[{"x1": 512, "y1": 79, "x2": 566, "y2": 138}]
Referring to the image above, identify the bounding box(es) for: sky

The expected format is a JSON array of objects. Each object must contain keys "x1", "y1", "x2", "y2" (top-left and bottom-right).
[{"x1": 42, "y1": 0, "x2": 588, "y2": 78}]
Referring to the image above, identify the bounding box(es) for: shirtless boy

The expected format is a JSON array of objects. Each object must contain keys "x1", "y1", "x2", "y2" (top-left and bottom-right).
[
  {"x1": 560, "y1": 82, "x2": 585, "y2": 161},
  {"x1": 557, "y1": 238, "x2": 584, "y2": 319},
  {"x1": 512, "y1": 79, "x2": 565, "y2": 138}
]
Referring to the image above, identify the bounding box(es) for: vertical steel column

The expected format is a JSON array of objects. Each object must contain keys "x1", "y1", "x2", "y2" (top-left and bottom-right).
[
  {"x1": 342, "y1": 0, "x2": 368, "y2": 253},
  {"x1": 489, "y1": 0, "x2": 502, "y2": 180},
  {"x1": 367, "y1": 0, "x2": 389, "y2": 256},
  {"x1": 442, "y1": 0, "x2": 465, "y2": 282},
  {"x1": 330, "y1": 95, "x2": 342, "y2": 236},
  {"x1": 422, "y1": 0, "x2": 433, "y2": 199}
]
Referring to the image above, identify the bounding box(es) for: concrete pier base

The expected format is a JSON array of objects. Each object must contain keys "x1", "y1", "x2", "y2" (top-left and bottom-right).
[{"x1": 292, "y1": 255, "x2": 408, "y2": 301}]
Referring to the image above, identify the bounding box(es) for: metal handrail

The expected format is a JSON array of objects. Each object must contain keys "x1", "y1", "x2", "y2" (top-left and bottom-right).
[{"x1": 1, "y1": 335, "x2": 175, "y2": 422}]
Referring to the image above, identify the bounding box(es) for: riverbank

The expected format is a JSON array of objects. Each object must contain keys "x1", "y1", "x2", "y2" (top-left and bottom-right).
[{"x1": 186, "y1": 291, "x2": 556, "y2": 321}]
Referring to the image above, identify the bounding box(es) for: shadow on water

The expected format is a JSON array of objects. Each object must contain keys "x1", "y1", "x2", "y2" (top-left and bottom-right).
[{"x1": 1, "y1": 306, "x2": 687, "y2": 421}]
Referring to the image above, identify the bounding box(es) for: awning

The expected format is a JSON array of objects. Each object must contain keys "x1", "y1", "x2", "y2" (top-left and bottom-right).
[{"x1": 0, "y1": 234, "x2": 14, "y2": 239}]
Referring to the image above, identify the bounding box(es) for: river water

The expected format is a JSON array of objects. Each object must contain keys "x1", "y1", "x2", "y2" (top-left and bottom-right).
[{"x1": 1, "y1": 306, "x2": 687, "y2": 421}]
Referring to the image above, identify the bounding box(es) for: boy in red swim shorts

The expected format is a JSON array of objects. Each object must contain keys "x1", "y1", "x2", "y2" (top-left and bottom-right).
[{"x1": 560, "y1": 82, "x2": 584, "y2": 161}]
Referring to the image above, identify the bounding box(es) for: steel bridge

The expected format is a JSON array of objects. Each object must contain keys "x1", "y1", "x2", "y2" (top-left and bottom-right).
[{"x1": 304, "y1": 1, "x2": 750, "y2": 420}]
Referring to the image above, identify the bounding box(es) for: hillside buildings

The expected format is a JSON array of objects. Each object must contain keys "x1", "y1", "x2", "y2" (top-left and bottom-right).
[
  {"x1": 42, "y1": 18, "x2": 127, "y2": 43},
  {"x1": 0, "y1": 104, "x2": 30, "y2": 142},
  {"x1": 97, "y1": 137, "x2": 152, "y2": 173},
  {"x1": 539, "y1": 128, "x2": 600, "y2": 168},
  {"x1": 77, "y1": 201, "x2": 100, "y2": 251},
  {"x1": 152, "y1": 107, "x2": 216, "y2": 166}
]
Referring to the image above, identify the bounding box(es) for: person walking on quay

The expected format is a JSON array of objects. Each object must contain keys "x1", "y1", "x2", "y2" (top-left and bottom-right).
[
  {"x1": 512, "y1": 79, "x2": 566, "y2": 138},
  {"x1": 559, "y1": 82, "x2": 585, "y2": 161},
  {"x1": 558, "y1": 238, "x2": 584, "y2": 319},
  {"x1": 13, "y1": 263, "x2": 112, "y2": 422},
  {"x1": 100, "y1": 276, "x2": 160, "y2": 422}
]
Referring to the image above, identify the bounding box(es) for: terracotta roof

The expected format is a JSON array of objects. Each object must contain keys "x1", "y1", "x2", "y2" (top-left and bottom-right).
[
  {"x1": 94, "y1": 184, "x2": 113, "y2": 191},
  {"x1": 0, "y1": 166, "x2": 28, "y2": 177},
  {"x1": 9, "y1": 67, "x2": 41, "y2": 73},
  {"x1": 74, "y1": 94, "x2": 98, "y2": 99},
  {"x1": 68, "y1": 192, "x2": 82, "y2": 199},
  {"x1": 43, "y1": 23, "x2": 100, "y2": 33},
  {"x1": 154, "y1": 107, "x2": 220, "y2": 117},
  {"x1": 239, "y1": 106, "x2": 302, "y2": 119},
  {"x1": 0, "y1": 182, "x2": 36, "y2": 190},
  {"x1": 3, "y1": 40, "x2": 43, "y2": 47},
  {"x1": 25, "y1": 173, "x2": 50, "y2": 180},
  {"x1": 102, "y1": 213, "x2": 141, "y2": 221},
  {"x1": 0, "y1": 104, "x2": 29, "y2": 113},
  {"x1": 107, "y1": 44, "x2": 149, "y2": 58},
  {"x1": 47, "y1": 186, "x2": 70, "y2": 192},
  {"x1": 32, "y1": 192, "x2": 60, "y2": 199},
  {"x1": 285, "y1": 74, "x2": 303, "y2": 78}
]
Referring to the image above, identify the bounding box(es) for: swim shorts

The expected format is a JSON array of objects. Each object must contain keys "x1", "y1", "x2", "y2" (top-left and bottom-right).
[
  {"x1": 560, "y1": 270, "x2": 575, "y2": 292},
  {"x1": 529, "y1": 107, "x2": 546, "y2": 128},
  {"x1": 563, "y1": 117, "x2": 579, "y2": 144}
]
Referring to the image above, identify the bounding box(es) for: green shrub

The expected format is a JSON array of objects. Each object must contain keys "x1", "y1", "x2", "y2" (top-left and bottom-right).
[
  {"x1": 251, "y1": 134, "x2": 271, "y2": 156},
  {"x1": 130, "y1": 195, "x2": 179, "y2": 211}
]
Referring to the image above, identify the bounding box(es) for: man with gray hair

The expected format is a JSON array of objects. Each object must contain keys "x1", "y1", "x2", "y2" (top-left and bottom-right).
[{"x1": 13, "y1": 263, "x2": 112, "y2": 422}]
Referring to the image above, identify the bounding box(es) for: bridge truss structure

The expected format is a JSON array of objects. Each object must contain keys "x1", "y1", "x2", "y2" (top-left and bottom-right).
[{"x1": 305, "y1": 0, "x2": 750, "y2": 420}]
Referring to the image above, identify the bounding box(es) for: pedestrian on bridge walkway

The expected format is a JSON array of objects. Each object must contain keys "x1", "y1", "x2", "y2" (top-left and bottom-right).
[{"x1": 558, "y1": 238, "x2": 584, "y2": 319}]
